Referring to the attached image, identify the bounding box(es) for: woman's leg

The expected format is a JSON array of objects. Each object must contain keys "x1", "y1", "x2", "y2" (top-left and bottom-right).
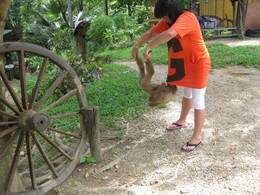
[
  {"x1": 167, "y1": 87, "x2": 192, "y2": 129},
  {"x1": 177, "y1": 87, "x2": 193, "y2": 123},
  {"x1": 177, "y1": 96, "x2": 192, "y2": 124},
  {"x1": 182, "y1": 87, "x2": 206, "y2": 151}
]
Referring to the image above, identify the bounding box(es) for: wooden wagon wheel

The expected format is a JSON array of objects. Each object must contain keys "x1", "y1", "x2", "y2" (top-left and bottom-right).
[{"x1": 0, "y1": 42, "x2": 87, "y2": 195}]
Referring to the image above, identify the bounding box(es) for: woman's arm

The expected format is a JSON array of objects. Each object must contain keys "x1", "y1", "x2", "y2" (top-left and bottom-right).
[
  {"x1": 144, "y1": 28, "x2": 178, "y2": 59},
  {"x1": 131, "y1": 29, "x2": 157, "y2": 59}
]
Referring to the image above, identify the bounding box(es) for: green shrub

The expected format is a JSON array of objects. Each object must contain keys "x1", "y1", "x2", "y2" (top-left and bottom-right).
[
  {"x1": 25, "y1": 25, "x2": 53, "y2": 49},
  {"x1": 113, "y1": 14, "x2": 136, "y2": 33},
  {"x1": 59, "y1": 50, "x2": 102, "y2": 84},
  {"x1": 111, "y1": 14, "x2": 137, "y2": 47},
  {"x1": 86, "y1": 14, "x2": 149, "y2": 52},
  {"x1": 87, "y1": 16, "x2": 115, "y2": 44},
  {"x1": 52, "y1": 26, "x2": 74, "y2": 50},
  {"x1": 87, "y1": 41, "x2": 105, "y2": 53}
]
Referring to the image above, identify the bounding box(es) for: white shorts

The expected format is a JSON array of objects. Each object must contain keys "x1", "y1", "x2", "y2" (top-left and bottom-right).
[{"x1": 181, "y1": 87, "x2": 207, "y2": 110}]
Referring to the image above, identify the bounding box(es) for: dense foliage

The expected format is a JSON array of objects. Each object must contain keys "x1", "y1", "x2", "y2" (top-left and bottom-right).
[
  {"x1": 7, "y1": 0, "x2": 152, "y2": 50},
  {"x1": 6, "y1": 0, "x2": 192, "y2": 60},
  {"x1": 5, "y1": 0, "x2": 157, "y2": 89}
]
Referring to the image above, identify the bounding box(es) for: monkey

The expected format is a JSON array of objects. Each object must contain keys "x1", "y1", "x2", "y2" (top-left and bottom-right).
[{"x1": 135, "y1": 55, "x2": 178, "y2": 107}]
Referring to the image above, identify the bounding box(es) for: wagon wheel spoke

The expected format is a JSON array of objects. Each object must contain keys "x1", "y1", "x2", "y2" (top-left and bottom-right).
[
  {"x1": 0, "y1": 121, "x2": 18, "y2": 126},
  {"x1": 26, "y1": 132, "x2": 37, "y2": 190},
  {"x1": 0, "y1": 69, "x2": 23, "y2": 112},
  {"x1": 0, "y1": 110, "x2": 19, "y2": 119},
  {"x1": 0, "y1": 130, "x2": 20, "y2": 159},
  {"x1": 40, "y1": 89, "x2": 78, "y2": 113},
  {"x1": 48, "y1": 127, "x2": 81, "y2": 139},
  {"x1": 18, "y1": 50, "x2": 28, "y2": 110},
  {"x1": 37, "y1": 131, "x2": 73, "y2": 161},
  {"x1": 0, "y1": 125, "x2": 19, "y2": 138},
  {"x1": 0, "y1": 95, "x2": 21, "y2": 115},
  {"x1": 33, "y1": 71, "x2": 68, "y2": 111},
  {"x1": 29, "y1": 57, "x2": 49, "y2": 109},
  {"x1": 31, "y1": 132, "x2": 58, "y2": 178},
  {"x1": 49, "y1": 112, "x2": 79, "y2": 119},
  {"x1": 5, "y1": 131, "x2": 25, "y2": 192}
]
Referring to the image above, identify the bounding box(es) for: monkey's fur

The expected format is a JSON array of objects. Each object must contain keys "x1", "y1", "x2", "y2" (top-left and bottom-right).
[{"x1": 135, "y1": 55, "x2": 178, "y2": 107}]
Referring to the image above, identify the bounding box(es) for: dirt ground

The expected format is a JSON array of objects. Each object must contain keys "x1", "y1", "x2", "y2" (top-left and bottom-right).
[{"x1": 50, "y1": 38, "x2": 260, "y2": 195}]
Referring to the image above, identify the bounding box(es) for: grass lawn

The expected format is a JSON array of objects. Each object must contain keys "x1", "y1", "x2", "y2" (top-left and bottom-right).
[{"x1": 100, "y1": 41, "x2": 260, "y2": 69}]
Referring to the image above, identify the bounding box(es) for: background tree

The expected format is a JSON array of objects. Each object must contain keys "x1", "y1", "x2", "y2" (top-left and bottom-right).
[
  {"x1": 0, "y1": 0, "x2": 11, "y2": 190},
  {"x1": 0, "y1": 0, "x2": 24, "y2": 191},
  {"x1": 105, "y1": 0, "x2": 109, "y2": 15},
  {"x1": 0, "y1": 0, "x2": 12, "y2": 42},
  {"x1": 110, "y1": 0, "x2": 151, "y2": 16},
  {"x1": 5, "y1": 0, "x2": 23, "y2": 40}
]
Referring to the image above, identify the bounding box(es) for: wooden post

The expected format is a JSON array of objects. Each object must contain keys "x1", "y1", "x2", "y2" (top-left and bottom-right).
[{"x1": 80, "y1": 107, "x2": 101, "y2": 163}]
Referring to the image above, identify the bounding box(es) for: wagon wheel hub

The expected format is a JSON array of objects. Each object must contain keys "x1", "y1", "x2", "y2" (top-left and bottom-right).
[{"x1": 19, "y1": 111, "x2": 50, "y2": 132}]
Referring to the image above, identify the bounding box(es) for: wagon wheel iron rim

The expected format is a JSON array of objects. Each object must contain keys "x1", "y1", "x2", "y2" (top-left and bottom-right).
[{"x1": 0, "y1": 42, "x2": 87, "y2": 195}]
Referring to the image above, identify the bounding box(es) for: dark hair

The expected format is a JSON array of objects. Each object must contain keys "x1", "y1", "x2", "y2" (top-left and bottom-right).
[{"x1": 154, "y1": 0, "x2": 184, "y2": 24}]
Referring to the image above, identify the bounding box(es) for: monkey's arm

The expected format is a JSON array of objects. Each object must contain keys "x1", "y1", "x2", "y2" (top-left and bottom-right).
[{"x1": 135, "y1": 55, "x2": 145, "y2": 85}]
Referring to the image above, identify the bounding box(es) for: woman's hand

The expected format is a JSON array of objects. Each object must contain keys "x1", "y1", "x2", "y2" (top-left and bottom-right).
[
  {"x1": 131, "y1": 46, "x2": 139, "y2": 59},
  {"x1": 143, "y1": 47, "x2": 152, "y2": 60}
]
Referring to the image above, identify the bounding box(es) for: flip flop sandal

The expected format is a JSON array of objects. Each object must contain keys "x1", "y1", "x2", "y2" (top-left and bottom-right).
[
  {"x1": 181, "y1": 141, "x2": 202, "y2": 152},
  {"x1": 166, "y1": 123, "x2": 188, "y2": 131}
]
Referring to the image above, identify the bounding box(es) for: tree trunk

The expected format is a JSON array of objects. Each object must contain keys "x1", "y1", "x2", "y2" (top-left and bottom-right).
[
  {"x1": 0, "y1": 0, "x2": 12, "y2": 42},
  {"x1": 151, "y1": 0, "x2": 156, "y2": 7},
  {"x1": 0, "y1": 0, "x2": 11, "y2": 191},
  {"x1": 236, "y1": 0, "x2": 248, "y2": 33},
  {"x1": 105, "y1": 0, "x2": 108, "y2": 15},
  {"x1": 127, "y1": 3, "x2": 132, "y2": 17},
  {"x1": 0, "y1": 0, "x2": 24, "y2": 192},
  {"x1": 67, "y1": 0, "x2": 73, "y2": 28},
  {"x1": 0, "y1": 0, "x2": 11, "y2": 122},
  {"x1": 240, "y1": 0, "x2": 248, "y2": 28}
]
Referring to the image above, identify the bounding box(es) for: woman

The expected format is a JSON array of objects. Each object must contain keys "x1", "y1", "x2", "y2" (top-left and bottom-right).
[{"x1": 131, "y1": 0, "x2": 211, "y2": 152}]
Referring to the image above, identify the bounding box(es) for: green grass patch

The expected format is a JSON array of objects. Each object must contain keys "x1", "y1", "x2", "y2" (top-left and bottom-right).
[
  {"x1": 99, "y1": 48, "x2": 133, "y2": 62},
  {"x1": 100, "y1": 42, "x2": 260, "y2": 69},
  {"x1": 86, "y1": 64, "x2": 150, "y2": 130},
  {"x1": 99, "y1": 44, "x2": 168, "y2": 64},
  {"x1": 207, "y1": 43, "x2": 260, "y2": 69}
]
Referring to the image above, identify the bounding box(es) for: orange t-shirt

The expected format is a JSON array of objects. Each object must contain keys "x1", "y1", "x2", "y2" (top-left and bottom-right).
[{"x1": 152, "y1": 11, "x2": 211, "y2": 89}]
